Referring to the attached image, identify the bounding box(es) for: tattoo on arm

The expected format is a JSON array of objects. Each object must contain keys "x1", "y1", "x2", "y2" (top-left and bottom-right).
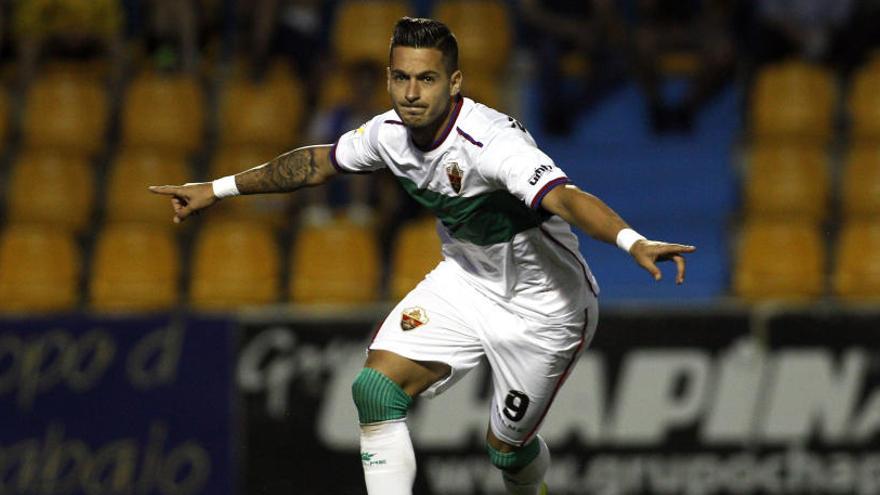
[{"x1": 235, "y1": 147, "x2": 319, "y2": 194}]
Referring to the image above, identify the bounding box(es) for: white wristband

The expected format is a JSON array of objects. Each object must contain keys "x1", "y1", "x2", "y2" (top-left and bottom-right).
[
  {"x1": 212, "y1": 175, "x2": 240, "y2": 199},
  {"x1": 616, "y1": 228, "x2": 646, "y2": 253}
]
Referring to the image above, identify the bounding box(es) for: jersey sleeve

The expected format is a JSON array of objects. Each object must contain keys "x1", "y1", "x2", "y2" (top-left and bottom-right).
[
  {"x1": 330, "y1": 115, "x2": 387, "y2": 173},
  {"x1": 487, "y1": 136, "x2": 570, "y2": 209}
]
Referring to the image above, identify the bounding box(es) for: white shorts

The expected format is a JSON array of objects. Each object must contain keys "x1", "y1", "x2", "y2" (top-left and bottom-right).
[{"x1": 369, "y1": 261, "x2": 599, "y2": 446}]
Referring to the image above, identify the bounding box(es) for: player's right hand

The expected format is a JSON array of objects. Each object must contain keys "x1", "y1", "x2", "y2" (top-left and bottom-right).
[{"x1": 148, "y1": 182, "x2": 217, "y2": 224}]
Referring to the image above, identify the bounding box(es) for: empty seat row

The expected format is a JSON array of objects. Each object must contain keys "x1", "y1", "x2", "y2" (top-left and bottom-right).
[
  {"x1": 742, "y1": 142, "x2": 880, "y2": 221},
  {"x1": 750, "y1": 58, "x2": 880, "y2": 142},
  {"x1": 0, "y1": 146, "x2": 292, "y2": 232},
  {"x1": 18, "y1": 67, "x2": 304, "y2": 156},
  {"x1": 734, "y1": 219, "x2": 880, "y2": 301},
  {"x1": 0, "y1": 217, "x2": 442, "y2": 313}
]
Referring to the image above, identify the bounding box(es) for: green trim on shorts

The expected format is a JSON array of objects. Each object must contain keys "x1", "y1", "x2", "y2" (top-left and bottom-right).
[
  {"x1": 487, "y1": 436, "x2": 541, "y2": 471},
  {"x1": 351, "y1": 367, "x2": 413, "y2": 424}
]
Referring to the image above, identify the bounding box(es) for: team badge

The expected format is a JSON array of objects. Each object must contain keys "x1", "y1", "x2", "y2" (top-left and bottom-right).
[
  {"x1": 401, "y1": 307, "x2": 428, "y2": 331},
  {"x1": 445, "y1": 162, "x2": 463, "y2": 194}
]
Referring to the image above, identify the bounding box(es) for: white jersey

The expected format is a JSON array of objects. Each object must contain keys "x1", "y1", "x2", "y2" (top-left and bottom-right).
[{"x1": 332, "y1": 97, "x2": 598, "y2": 320}]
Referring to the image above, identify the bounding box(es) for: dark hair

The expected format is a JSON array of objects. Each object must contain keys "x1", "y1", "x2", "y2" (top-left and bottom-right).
[{"x1": 390, "y1": 17, "x2": 459, "y2": 75}]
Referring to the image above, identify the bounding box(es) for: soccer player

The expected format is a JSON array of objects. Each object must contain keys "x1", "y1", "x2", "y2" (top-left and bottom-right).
[{"x1": 150, "y1": 17, "x2": 696, "y2": 495}]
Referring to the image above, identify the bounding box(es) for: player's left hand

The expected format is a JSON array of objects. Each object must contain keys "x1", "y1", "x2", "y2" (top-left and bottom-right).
[{"x1": 629, "y1": 240, "x2": 696, "y2": 285}]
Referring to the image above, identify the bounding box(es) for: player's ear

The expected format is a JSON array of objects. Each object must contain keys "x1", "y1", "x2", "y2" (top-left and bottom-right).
[
  {"x1": 450, "y1": 69, "x2": 462, "y2": 97},
  {"x1": 386, "y1": 66, "x2": 392, "y2": 93}
]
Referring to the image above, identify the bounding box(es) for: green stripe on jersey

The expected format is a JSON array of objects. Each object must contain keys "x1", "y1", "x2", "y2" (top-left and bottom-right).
[{"x1": 397, "y1": 177, "x2": 550, "y2": 245}]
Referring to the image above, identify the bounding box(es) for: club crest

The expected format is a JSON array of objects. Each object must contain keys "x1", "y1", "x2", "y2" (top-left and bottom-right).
[
  {"x1": 445, "y1": 162, "x2": 463, "y2": 194},
  {"x1": 401, "y1": 307, "x2": 428, "y2": 331}
]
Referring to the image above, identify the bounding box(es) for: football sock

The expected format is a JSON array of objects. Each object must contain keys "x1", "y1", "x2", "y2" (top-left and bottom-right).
[
  {"x1": 494, "y1": 436, "x2": 551, "y2": 495},
  {"x1": 352, "y1": 368, "x2": 416, "y2": 494},
  {"x1": 360, "y1": 420, "x2": 417, "y2": 495}
]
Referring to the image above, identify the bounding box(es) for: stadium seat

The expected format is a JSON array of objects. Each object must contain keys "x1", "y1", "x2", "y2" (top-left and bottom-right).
[
  {"x1": 433, "y1": 0, "x2": 512, "y2": 77},
  {"x1": 842, "y1": 145, "x2": 880, "y2": 218},
  {"x1": 7, "y1": 150, "x2": 94, "y2": 232},
  {"x1": 750, "y1": 60, "x2": 836, "y2": 142},
  {"x1": 332, "y1": 0, "x2": 411, "y2": 66},
  {"x1": 105, "y1": 147, "x2": 191, "y2": 226},
  {"x1": 121, "y1": 71, "x2": 205, "y2": 154},
  {"x1": 21, "y1": 68, "x2": 108, "y2": 155},
  {"x1": 89, "y1": 224, "x2": 181, "y2": 312},
  {"x1": 389, "y1": 216, "x2": 443, "y2": 300},
  {"x1": 317, "y1": 64, "x2": 389, "y2": 112},
  {"x1": 658, "y1": 51, "x2": 701, "y2": 76},
  {"x1": 190, "y1": 221, "x2": 281, "y2": 310},
  {"x1": 462, "y1": 73, "x2": 503, "y2": 110},
  {"x1": 217, "y1": 72, "x2": 304, "y2": 148},
  {"x1": 848, "y1": 63, "x2": 880, "y2": 141},
  {"x1": 318, "y1": 68, "x2": 356, "y2": 111},
  {"x1": 744, "y1": 142, "x2": 829, "y2": 221},
  {"x1": 733, "y1": 220, "x2": 825, "y2": 301},
  {"x1": 209, "y1": 146, "x2": 291, "y2": 228},
  {"x1": 833, "y1": 220, "x2": 880, "y2": 301},
  {"x1": 0, "y1": 225, "x2": 80, "y2": 313},
  {"x1": 289, "y1": 219, "x2": 380, "y2": 304}
]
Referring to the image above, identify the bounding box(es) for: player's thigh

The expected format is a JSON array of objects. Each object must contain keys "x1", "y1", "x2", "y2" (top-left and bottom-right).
[
  {"x1": 368, "y1": 262, "x2": 485, "y2": 398},
  {"x1": 485, "y1": 298, "x2": 599, "y2": 446},
  {"x1": 364, "y1": 349, "x2": 450, "y2": 397}
]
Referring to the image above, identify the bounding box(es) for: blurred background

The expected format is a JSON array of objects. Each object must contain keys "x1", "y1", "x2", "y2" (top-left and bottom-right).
[{"x1": 1, "y1": 0, "x2": 879, "y2": 494}]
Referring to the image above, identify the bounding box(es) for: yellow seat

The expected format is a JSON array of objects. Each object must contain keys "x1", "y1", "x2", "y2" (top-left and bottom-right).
[
  {"x1": 209, "y1": 146, "x2": 291, "y2": 227},
  {"x1": 318, "y1": 69, "x2": 355, "y2": 110},
  {"x1": 190, "y1": 221, "x2": 280, "y2": 310},
  {"x1": 841, "y1": 145, "x2": 880, "y2": 218},
  {"x1": 733, "y1": 220, "x2": 825, "y2": 301},
  {"x1": 21, "y1": 69, "x2": 108, "y2": 155},
  {"x1": 7, "y1": 150, "x2": 94, "y2": 232},
  {"x1": 106, "y1": 147, "x2": 191, "y2": 227},
  {"x1": 744, "y1": 142, "x2": 829, "y2": 221},
  {"x1": 290, "y1": 219, "x2": 380, "y2": 304},
  {"x1": 750, "y1": 60, "x2": 836, "y2": 143},
  {"x1": 833, "y1": 220, "x2": 880, "y2": 300},
  {"x1": 121, "y1": 71, "x2": 205, "y2": 154},
  {"x1": 89, "y1": 224, "x2": 180, "y2": 312},
  {"x1": 390, "y1": 216, "x2": 442, "y2": 300},
  {"x1": 317, "y1": 64, "x2": 389, "y2": 112},
  {"x1": 0, "y1": 225, "x2": 80, "y2": 313},
  {"x1": 218, "y1": 73, "x2": 304, "y2": 148},
  {"x1": 332, "y1": 0, "x2": 411, "y2": 66},
  {"x1": 433, "y1": 0, "x2": 512, "y2": 77},
  {"x1": 462, "y1": 73, "x2": 502, "y2": 110},
  {"x1": 659, "y1": 51, "x2": 701, "y2": 76},
  {"x1": 849, "y1": 65, "x2": 880, "y2": 141}
]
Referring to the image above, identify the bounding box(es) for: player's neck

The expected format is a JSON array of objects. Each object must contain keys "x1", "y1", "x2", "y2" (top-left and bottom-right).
[{"x1": 410, "y1": 96, "x2": 458, "y2": 150}]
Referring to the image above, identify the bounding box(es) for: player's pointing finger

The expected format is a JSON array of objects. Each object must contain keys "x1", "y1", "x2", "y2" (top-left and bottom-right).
[
  {"x1": 665, "y1": 243, "x2": 696, "y2": 253},
  {"x1": 148, "y1": 185, "x2": 182, "y2": 196}
]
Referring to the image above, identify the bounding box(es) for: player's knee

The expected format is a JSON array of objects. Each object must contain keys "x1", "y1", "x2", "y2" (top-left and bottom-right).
[
  {"x1": 351, "y1": 367, "x2": 413, "y2": 424},
  {"x1": 486, "y1": 437, "x2": 541, "y2": 472}
]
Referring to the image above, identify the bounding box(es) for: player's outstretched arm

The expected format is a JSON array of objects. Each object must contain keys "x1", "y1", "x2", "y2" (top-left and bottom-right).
[
  {"x1": 540, "y1": 184, "x2": 696, "y2": 284},
  {"x1": 148, "y1": 144, "x2": 337, "y2": 224}
]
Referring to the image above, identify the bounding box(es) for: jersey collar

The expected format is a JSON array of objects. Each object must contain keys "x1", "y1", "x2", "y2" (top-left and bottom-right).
[{"x1": 413, "y1": 95, "x2": 464, "y2": 153}]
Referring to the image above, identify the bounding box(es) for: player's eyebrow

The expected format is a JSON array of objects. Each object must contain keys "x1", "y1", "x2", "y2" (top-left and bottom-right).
[{"x1": 390, "y1": 69, "x2": 440, "y2": 78}]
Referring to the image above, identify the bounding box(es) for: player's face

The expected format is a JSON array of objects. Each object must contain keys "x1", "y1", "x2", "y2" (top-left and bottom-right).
[{"x1": 388, "y1": 46, "x2": 461, "y2": 129}]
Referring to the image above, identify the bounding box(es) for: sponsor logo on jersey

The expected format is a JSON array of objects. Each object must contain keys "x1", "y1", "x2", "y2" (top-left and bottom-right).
[
  {"x1": 528, "y1": 164, "x2": 554, "y2": 185},
  {"x1": 446, "y1": 162, "x2": 463, "y2": 194},
  {"x1": 401, "y1": 307, "x2": 428, "y2": 331}
]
